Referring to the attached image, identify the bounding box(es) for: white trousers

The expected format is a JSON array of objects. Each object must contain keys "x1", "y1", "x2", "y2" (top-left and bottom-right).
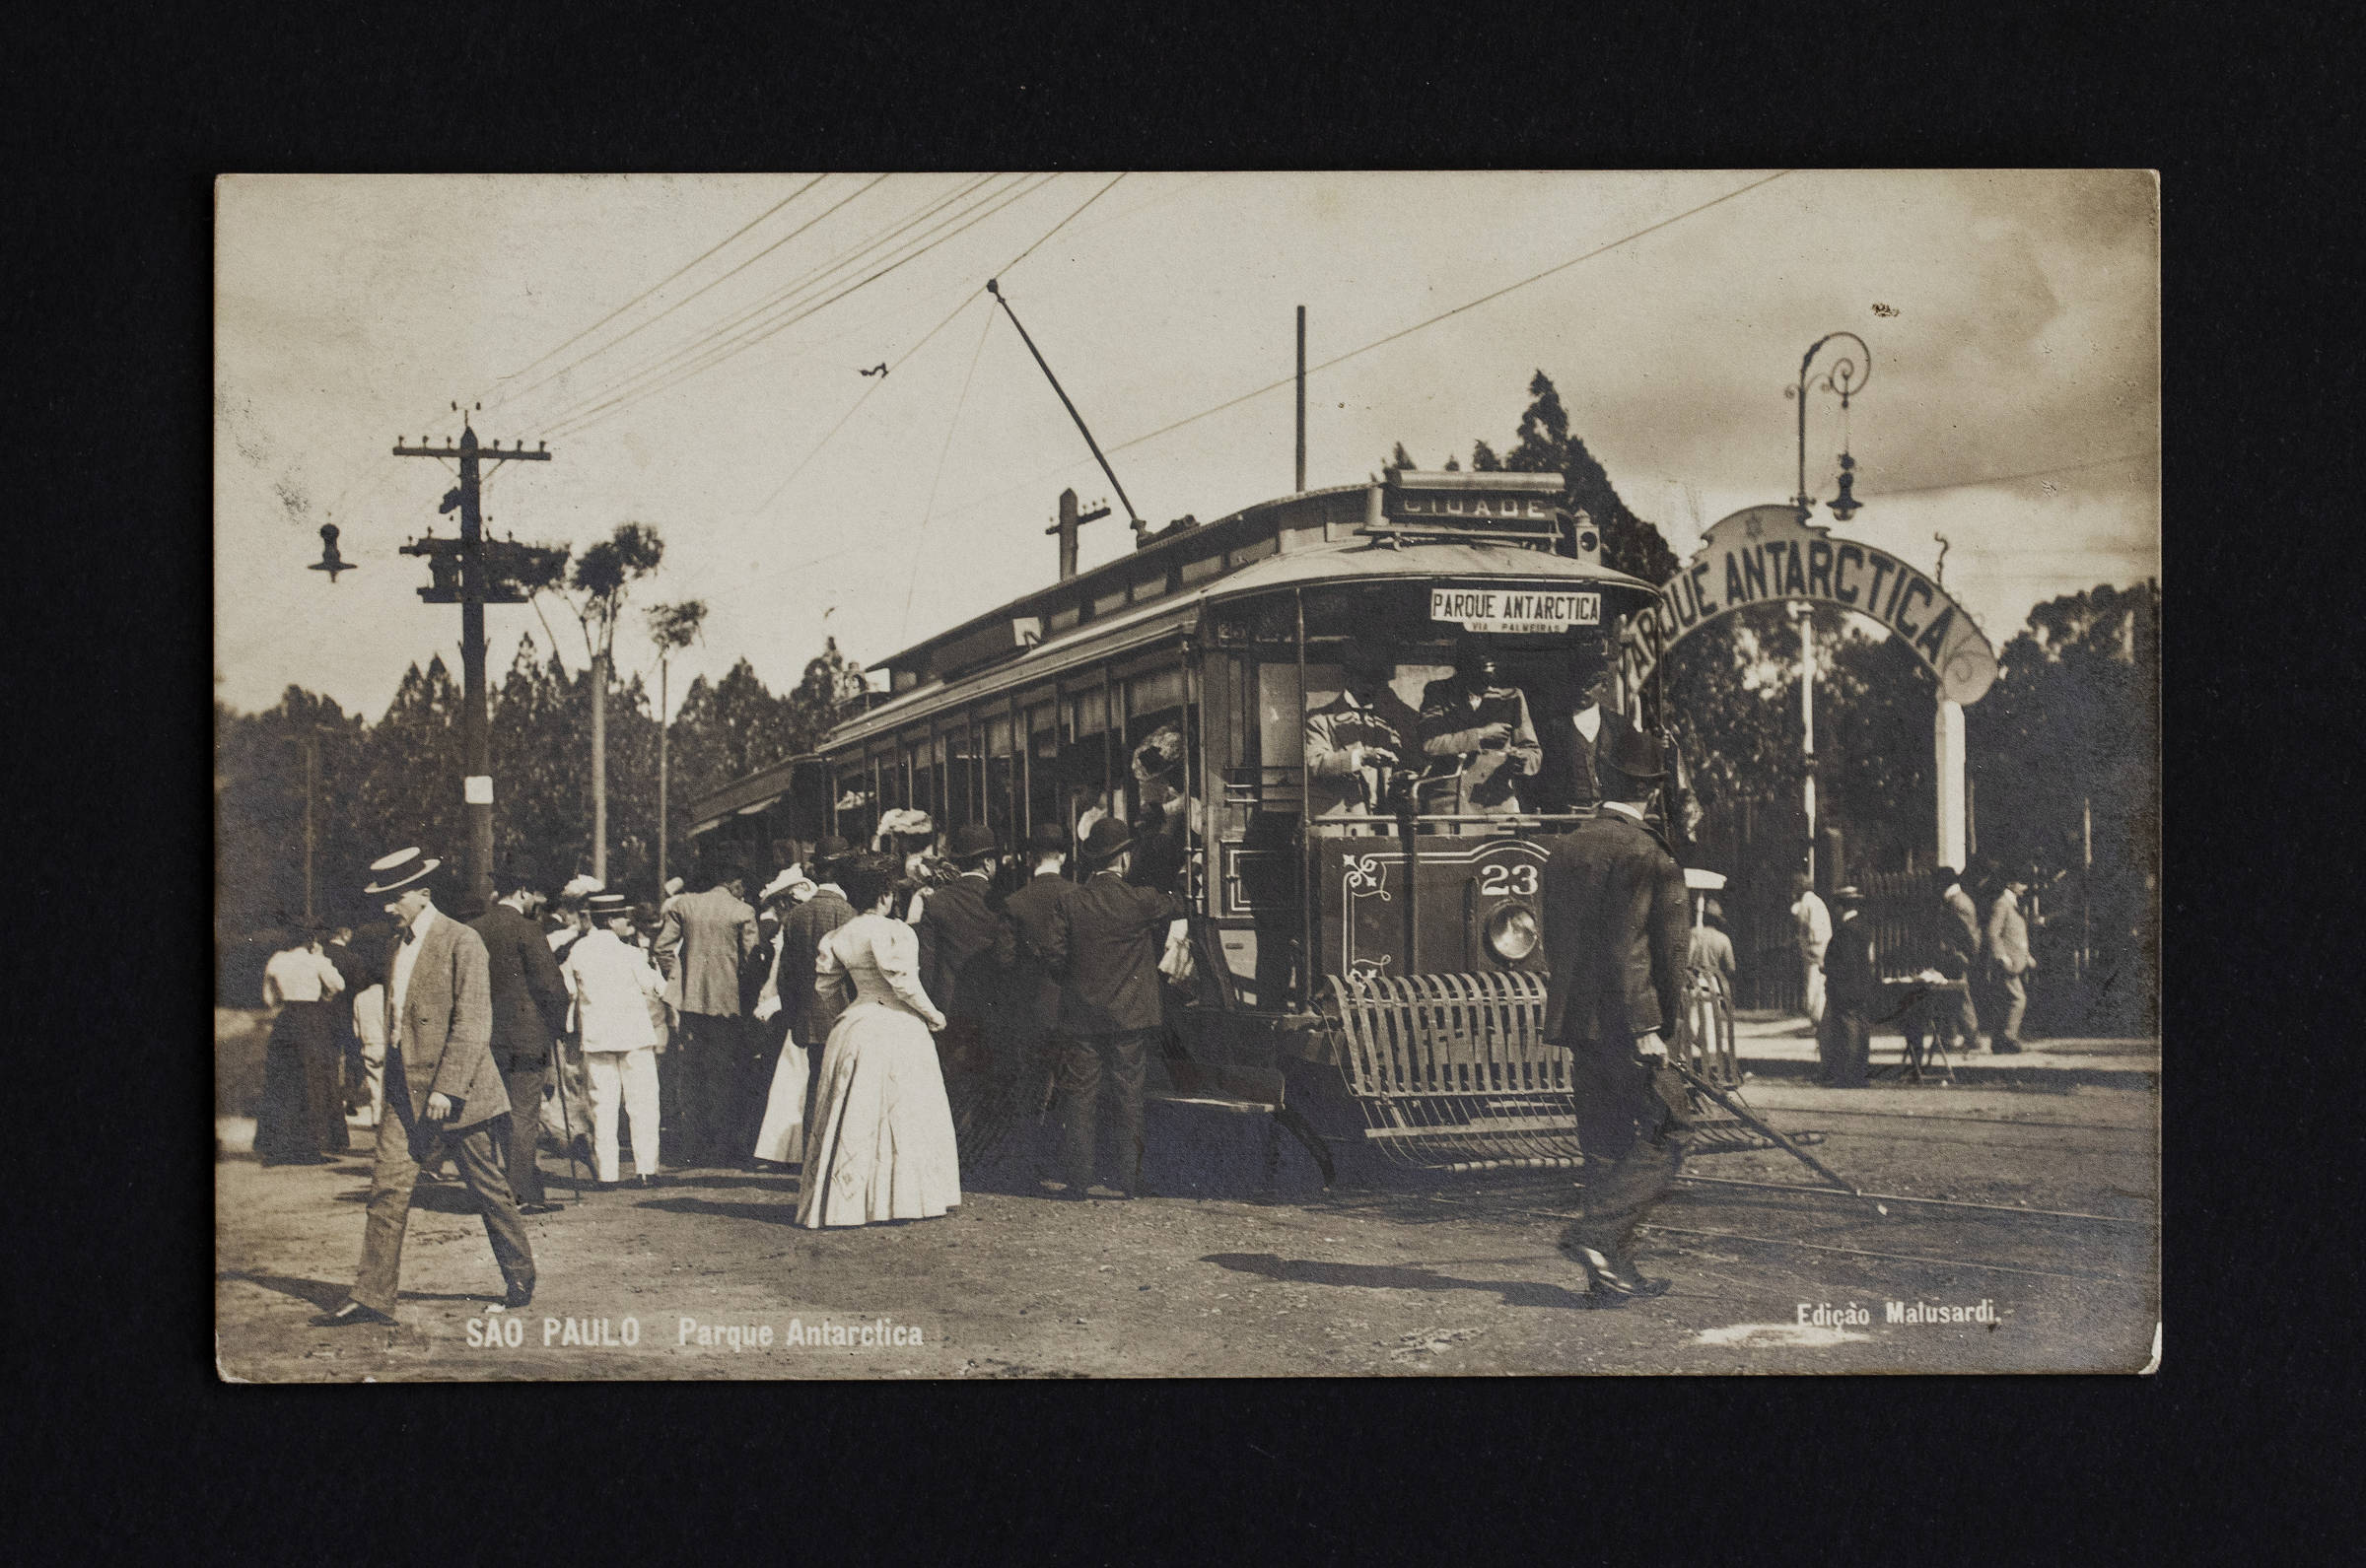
[{"x1": 585, "y1": 1046, "x2": 661, "y2": 1183}]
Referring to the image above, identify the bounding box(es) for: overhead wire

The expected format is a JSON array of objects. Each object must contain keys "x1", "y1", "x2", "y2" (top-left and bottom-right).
[
  {"x1": 533, "y1": 172, "x2": 1001, "y2": 434},
  {"x1": 541, "y1": 173, "x2": 1042, "y2": 440},
  {"x1": 717, "y1": 172, "x2": 1132, "y2": 605},
  {"x1": 478, "y1": 174, "x2": 831, "y2": 414},
  {"x1": 545, "y1": 172, "x2": 1053, "y2": 441},
  {"x1": 899, "y1": 303, "x2": 1002, "y2": 637},
  {"x1": 907, "y1": 170, "x2": 1803, "y2": 533},
  {"x1": 488, "y1": 172, "x2": 865, "y2": 417}
]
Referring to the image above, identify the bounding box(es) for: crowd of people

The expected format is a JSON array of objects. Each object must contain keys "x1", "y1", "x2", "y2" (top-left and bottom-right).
[
  {"x1": 267, "y1": 805, "x2": 1196, "y2": 1329},
  {"x1": 1789, "y1": 861, "x2": 2049, "y2": 1087}
]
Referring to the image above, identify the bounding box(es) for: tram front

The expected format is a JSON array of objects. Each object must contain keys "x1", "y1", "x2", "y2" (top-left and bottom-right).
[{"x1": 1177, "y1": 470, "x2": 1681, "y2": 1175}]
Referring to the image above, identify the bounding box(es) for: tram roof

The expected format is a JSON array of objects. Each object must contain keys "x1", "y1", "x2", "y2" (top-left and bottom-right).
[
  {"x1": 822, "y1": 532, "x2": 1655, "y2": 754},
  {"x1": 687, "y1": 475, "x2": 1658, "y2": 826}
]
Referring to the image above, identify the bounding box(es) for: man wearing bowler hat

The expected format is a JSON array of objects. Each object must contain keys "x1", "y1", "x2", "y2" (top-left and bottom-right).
[
  {"x1": 1530, "y1": 634, "x2": 1649, "y2": 815},
  {"x1": 1045, "y1": 817, "x2": 1189, "y2": 1198},
  {"x1": 1540, "y1": 726, "x2": 1695, "y2": 1306},
  {"x1": 313, "y1": 848, "x2": 534, "y2": 1327},
  {"x1": 916, "y1": 823, "x2": 1017, "y2": 1082}
]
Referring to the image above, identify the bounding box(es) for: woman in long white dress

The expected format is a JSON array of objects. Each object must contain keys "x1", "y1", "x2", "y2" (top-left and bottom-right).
[{"x1": 796, "y1": 854, "x2": 963, "y2": 1228}]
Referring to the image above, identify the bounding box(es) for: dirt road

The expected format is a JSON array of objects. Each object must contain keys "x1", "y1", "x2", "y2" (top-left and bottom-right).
[{"x1": 215, "y1": 1080, "x2": 2158, "y2": 1380}]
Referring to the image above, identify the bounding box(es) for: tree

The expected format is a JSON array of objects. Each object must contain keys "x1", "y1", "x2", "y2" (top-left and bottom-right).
[
  {"x1": 646, "y1": 598, "x2": 709, "y2": 890},
  {"x1": 1394, "y1": 371, "x2": 1680, "y2": 581},
  {"x1": 551, "y1": 522, "x2": 666, "y2": 882}
]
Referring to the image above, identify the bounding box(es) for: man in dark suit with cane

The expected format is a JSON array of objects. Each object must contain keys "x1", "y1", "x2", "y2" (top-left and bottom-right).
[{"x1": 1540, "y1": 727, "x2": 1695, "y2": 1306}]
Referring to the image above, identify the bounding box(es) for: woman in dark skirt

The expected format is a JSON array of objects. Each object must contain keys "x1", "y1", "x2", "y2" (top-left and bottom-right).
[{"x1": 254, "y1": 928, "x2": 350, "y2": 1164}]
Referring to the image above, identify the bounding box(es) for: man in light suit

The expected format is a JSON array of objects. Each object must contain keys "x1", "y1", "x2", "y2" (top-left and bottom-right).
[
  {"x1": 655, "y1": 858, "x2": 760, "y2": 1168},
  {"x1": 1983, "y1": 869, "x2": 2039, "y2": 1054},
  {"x1": 314, "y1": 849, "x2": 535, "y2": 1328}
]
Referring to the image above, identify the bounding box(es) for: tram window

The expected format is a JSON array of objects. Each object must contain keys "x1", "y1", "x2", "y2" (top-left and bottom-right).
[
  {"x1": 1256, "y1": 661, "x2": 1305, "y2": 774},
  {"x1": 1092, "y1": 585, "x2": 1128, "y2": 618},
  {"x1": 1026, "y1": 706, "x2": 1059, "y2": 834},
  {"x1": 984, "y1": 714, "x2": 1015, "y2": 843},
  {"x1": 1070, "y1": 686, "x2": 1108, "y2": 737}
]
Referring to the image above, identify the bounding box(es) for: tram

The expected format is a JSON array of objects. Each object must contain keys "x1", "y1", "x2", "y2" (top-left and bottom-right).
[{"x1": 690, "y1": 468, "x2": 1737, "y2": 1183}]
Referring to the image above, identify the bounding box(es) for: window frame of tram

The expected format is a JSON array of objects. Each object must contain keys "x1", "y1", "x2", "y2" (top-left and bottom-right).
[
  {"x1": 1025, "y1": 698, "x2": 1060, "y2": 843},
  {"x1": 1119, "y1": 658, "x2": 1196, "y2": 899}
]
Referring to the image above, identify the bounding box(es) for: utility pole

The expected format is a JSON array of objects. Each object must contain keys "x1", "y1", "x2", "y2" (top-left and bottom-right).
[
  {"x1": 303, "y1": 731, "x2": 316, "y2": 925},
  {"x1": 1294, "y1": 306, "x2": 1307, "y2": 493},
  {"x1": 1046, "y1": 487, "x2": 1113, "y2": 581},
  {"x1": 390, "y1": 413, "x2": 555, "y2": 902}
]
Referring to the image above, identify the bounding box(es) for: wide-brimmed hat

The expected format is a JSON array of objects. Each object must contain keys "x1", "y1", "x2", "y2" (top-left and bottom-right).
[
  {"x1": 758, "y1": 865, "x2": 804, "y2": 904},
  {"x1": 560, "y1": 873, "x2": 604, "y2": 902},
  {"x1": 1026, "y1": 820, "x2": 1069, "y2": 855},
  {"x1": 364, "y1": 847, "x2": 442, "y2": 895},
  {"x1": 876, "y1": 807, "x2": 934, "y2": 841},
  {"x1": 946, "y1": 822, "x2": 999, "y2": 861},
  {"x1": 1080, "y1": 817, "x2": 1133, "y2": 863}
]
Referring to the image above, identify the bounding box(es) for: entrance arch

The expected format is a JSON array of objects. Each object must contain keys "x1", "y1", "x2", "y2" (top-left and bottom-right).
[{"x1": 1622, "y1": 505, "x2": 1998, "y2": 868}]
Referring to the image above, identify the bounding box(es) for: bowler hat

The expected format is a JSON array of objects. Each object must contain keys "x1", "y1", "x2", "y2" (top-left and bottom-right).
[
  {"x1": 1079, "y1": 817, "x2": 1133, "y2": 863},
  {"x1": 364, "y1": 847, "x2": 442, "y2": 895},
  {"x1": 946, "y1": 822, "x2": 999, "y2": 861},
  {"x1": 1027, "y1": 820, "x2": 1069, "y2": 855},
  {"x1": 1595, "y1": 723, "x2": 1666, "y2": 783},
  {"x1": 809, "y1": 834, "x2": 854, "y2": 872}
]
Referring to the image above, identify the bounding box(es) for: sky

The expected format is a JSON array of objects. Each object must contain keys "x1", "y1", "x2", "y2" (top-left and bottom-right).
[{"x1": 214, "y1": 170, "x2": 2159, "y2": 719}]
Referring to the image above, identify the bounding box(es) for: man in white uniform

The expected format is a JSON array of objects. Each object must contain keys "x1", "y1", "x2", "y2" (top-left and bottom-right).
[
  {"x1": 1791, "y1": 872, "x2": 1833, "y2": 1035},
  {"x1": 564, "y1": 892, "x2": 667, "y2": 1188}
]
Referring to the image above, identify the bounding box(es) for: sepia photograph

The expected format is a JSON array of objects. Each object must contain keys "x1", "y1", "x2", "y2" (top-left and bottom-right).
[{"x1": 213, "y1": 170, "x2": 2160, "y2": 1380}]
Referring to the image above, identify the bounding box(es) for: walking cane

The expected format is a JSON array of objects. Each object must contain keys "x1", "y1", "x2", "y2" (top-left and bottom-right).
[{"x1": 550, "y1": 1035, "x2": 586, "y2": 1203}]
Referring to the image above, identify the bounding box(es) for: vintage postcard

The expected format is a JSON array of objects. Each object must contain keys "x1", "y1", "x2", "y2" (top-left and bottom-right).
[{"x1": 215, "y1": 170, "x2": 2160, "y2": 1379}]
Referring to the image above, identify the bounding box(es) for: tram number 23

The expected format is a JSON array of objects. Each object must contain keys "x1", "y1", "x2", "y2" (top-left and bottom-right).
[{"x1": 1477, "y1": 863, "x2": 1540, "y2": 898}]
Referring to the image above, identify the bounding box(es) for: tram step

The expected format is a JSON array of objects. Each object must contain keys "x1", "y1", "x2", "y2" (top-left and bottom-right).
[{"x1": 1362, "y1": 1113, "x2": 1580, "y2": 1139}]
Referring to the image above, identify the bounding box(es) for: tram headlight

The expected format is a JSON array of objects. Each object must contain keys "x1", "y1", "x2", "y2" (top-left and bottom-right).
[{"x1": 1486, "y1": 902, "x2": 1541, "y2": 963}]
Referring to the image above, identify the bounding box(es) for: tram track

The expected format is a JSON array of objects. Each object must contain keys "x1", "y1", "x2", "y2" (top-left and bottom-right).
[{"x1": 1412, "y1": 1189, "x2": 2156, "y2": 1289}]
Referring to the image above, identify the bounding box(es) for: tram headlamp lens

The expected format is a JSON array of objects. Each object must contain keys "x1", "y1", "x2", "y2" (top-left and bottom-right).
[{"x1": 1486, "y1": 903, "x2": 1540, "y2": 962}]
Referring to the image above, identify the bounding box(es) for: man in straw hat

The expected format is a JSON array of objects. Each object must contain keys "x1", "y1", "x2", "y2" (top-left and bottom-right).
[
  {"x1": 313, "y1": 848, "x2": 535, "y2": 1327},
  {"x1": 1044, "y1": 817, "x2": 1189, "y2": 1198},
  {"x1": 1540, "y1": 726, "x2": 1695, "y2": 1307}
]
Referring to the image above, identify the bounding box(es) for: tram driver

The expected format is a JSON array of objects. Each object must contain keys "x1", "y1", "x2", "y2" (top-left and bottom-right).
[
  {"x1": 1304, "y1": 637, "x2": 1423, "y2": 827},
  {"x1": 1417, "y1": 637, "x2": 1543, "y2": 819}
]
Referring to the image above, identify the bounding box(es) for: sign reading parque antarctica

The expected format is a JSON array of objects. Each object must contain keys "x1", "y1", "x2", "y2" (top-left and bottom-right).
[{"x1": 1618, "y1": 505, "x2": 1999, "y2": 706}]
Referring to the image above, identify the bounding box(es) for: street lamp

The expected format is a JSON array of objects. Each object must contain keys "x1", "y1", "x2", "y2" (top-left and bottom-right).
[
  {"x1": 1786, "y1": 332, "x2": 1873, "y2": 886},
  {"x1": 1792, "y1": 332, "x2": 1872, "y2": 523}
]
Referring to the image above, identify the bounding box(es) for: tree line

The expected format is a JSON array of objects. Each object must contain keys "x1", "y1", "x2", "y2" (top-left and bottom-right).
[{"x1": 215, "y1": 634, "x2": 867, "y2": 948}]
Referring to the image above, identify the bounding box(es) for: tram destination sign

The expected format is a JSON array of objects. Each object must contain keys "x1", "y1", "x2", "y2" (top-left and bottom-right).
[{"x1": 1430, "y1": 586, "x2": 1601, "y2": 635}]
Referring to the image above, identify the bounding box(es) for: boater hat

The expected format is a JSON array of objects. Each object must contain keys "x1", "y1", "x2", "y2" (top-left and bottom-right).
[
  {"x1": 1080, "y1": 817, "x2": 1133, "y2": 864},
  {"x1": 758, "y1": 866, "x2": 804, "y2": 904},
  {"x1": 588, "y1": 892, "x2": 630, "y2": 916},
  {"x1": 364, "y1": 847, "x2": 442, "y2": 895}
]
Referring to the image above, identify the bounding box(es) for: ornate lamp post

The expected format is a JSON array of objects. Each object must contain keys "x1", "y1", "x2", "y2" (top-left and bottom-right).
[{"x1": 1786, "y1": 333, "x2": 1872, "y2": 886}]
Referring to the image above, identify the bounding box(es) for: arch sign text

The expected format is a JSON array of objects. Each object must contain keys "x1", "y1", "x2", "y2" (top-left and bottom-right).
[{"x1": 1618, "y1": 504, "x2": 1998, "y2": 706}]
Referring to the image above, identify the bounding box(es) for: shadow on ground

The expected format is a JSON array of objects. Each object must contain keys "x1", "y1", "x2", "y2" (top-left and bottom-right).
[{"x1": 1200, "y1": 1251, "x2": 1593, "y2": 1310}]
